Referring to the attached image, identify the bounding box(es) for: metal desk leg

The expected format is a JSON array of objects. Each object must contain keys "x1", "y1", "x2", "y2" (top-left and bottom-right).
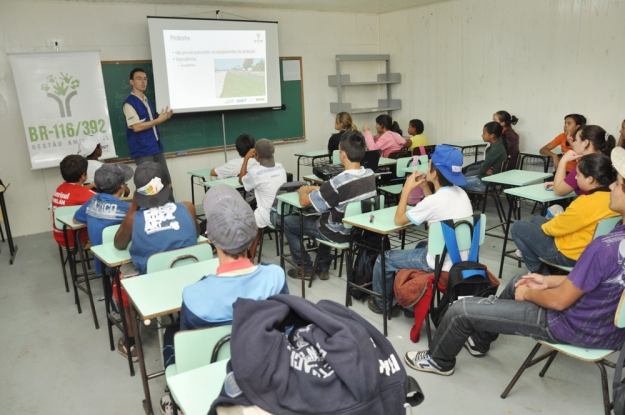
[
  {"x1": 380, "y1": 237, "x2": 388, "y2": 337},
  {"x1": 473, "y1": 146, "x2": 479, "y2": 163},
  {"x1": 130, "y1": 303, "x2": 153, "y2": 415},
  {"x1": 75, "y1": 229, "x2": 99, "y2": 329},
  {"x1": 297, "y1": 156, "x2": 303, "y2": 181},
  {"x1": 114, "y1": 272, "x2": 135, "y2": 376},
  {"x1": 498, "y1": 196, "x2": 516, "y2": 279},
  {"x1": 63, "y1": 225, "x2": 81, "y2": 312},
  {"x1": 0, "y1": 192, "x2": 18, "y2": 264},
  {"x1": 299, "y1": 211, "x2": 306, "y2": 299},
  {"x1": 102, "y1": 268, "x2": 116, "y2": 351}
]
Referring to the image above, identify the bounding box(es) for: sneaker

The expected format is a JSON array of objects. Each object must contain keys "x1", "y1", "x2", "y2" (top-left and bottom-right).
[
  {"x1": 367, "y1": 297, "x2": 401, "y2": 317},
  {"x1": 117, "y1": 337, "x2": 138, "y2": 363},
  {"x1": 160, "y1": 394, "x2": 184, "y2": 415},
  {"x1": 404, "y1": 350, "x2": 454, "y2": 376},
  {"x1": 287, "y1": 268, "x2": 313, "y2": 281},
  {"x1": 463, "y1": 336, "x2": 486, "y2": 357},
  {"x1": 515, "y1": 249, "x2": 523, "y2": 259},
  {"x1": 317, "y1": 270, "x2": 330, "y2": 280}
]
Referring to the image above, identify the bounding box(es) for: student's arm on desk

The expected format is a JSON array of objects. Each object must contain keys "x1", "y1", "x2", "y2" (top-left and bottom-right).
[
  {"x1": 210, "y1": 169, "x2": 218, "y2": 177},
  {"x1": 183, "y1": 201, "x2": 200, "y2": 236},
  {"x1": 394, "y1": 171, "x2": 429, "y2": 225},
  {"x1": 515, "y1": 275, "x2": 583, "y2": 311},
  {"x1": 114, "y1": 195, "x2": 139, "y2": 250},
  {"x1": 297, "y1": 185, "x2": 318, "y2": 207}
]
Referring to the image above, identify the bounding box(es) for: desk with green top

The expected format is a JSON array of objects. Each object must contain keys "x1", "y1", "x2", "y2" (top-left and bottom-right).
[
  {"x1": 187, "y1": 168, "x2": 214, "y2": 206},
  {"x1": 518, "y1": 148, "x2": 562, "y2": 172},
  {"x1": 122, "y1": 259, "x2": 220, "y2": 415},
  {"x1": 202, "y1": 176, "x2": 243, "y2": 189},
  {"x1": 90, "y1": 236, "x2": 208, "y2": 378},
  {"x1": 302, "y1": 158, "x2": 398, "y2": 185},
  {"x1": 56, "y1": 214, "x2": 99, "y2": 329},
  {"x1": 444, "y1": 140, "x2": 488, "y2": 163},
  {"x1": 167, "y1": 359, "x2": 228, "y2": 415},
  {"x1": 497, "y1": 184, "x2": 576, "y2": 279},
  {"x1": 342, "y1": 205, "x2": 413, "y2": 337},
  {"x1": 294, "y1": 150, "x2": 332, "y2": 180}
]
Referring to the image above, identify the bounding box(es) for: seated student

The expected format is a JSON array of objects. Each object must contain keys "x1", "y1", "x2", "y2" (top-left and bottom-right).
[
  {"x1": 239, "y1": 139, "x2": 287, "y2": 257},
  {"x1": 159, "y1": 184, "x2": 288, "y2": 415},
  {"x1": 73, "y1": 163, "x2": 134, "y2": 278},
  {"x1": 407, "y1": 119, "x2": 429, "y2": 151},
  {"x1": 369, "y1": 145, "x2": 472, "y2": 315},
  {"x1": 460, "y1": 122, "x2": 508, "y2": 193},
  {"x1": 512, "y1": 153, "x2": 618, "y2": 274},
  {"x1": 547, "y1": 125, "x2": 616, "y2": 196},
  {"x1": 51, "y1": 155, "x2": 96, "y2": 249},
  {"x1": 113, "y1": 162, "x2": 199, "y2": 361},
  {"x1": 404, "y1": 147, "x2": 625, "y2": 376},
  {"x1": 540, "y1": 114, "x2": 586, "y2": 173},
  {"x1": 493, "y1": 111, "x2": 520, "y2": 171},
  {"x1": 274, "y1": 130, "x2": 377, "y2": 281},
  {"x1": 328, "y1": 112, "x2": 358, "y2": 155},
  {"x1": 363, "y1": 114, "x2": 409, "y2": 157},
  {"x1": 79, "y1": 133, "x2": 131, "y2": 196},
  {"x1": 210, "y1": 133, "x2": 257, "y2": 179}
]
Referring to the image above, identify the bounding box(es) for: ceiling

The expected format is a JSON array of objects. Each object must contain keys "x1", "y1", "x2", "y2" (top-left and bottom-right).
[{"x1": 34, "y1": 0, "x2": 450, "y2": 14}]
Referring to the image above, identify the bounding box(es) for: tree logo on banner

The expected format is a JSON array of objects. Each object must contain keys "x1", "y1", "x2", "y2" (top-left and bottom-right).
[{"x1": 40, "y1": 72, "x2": 80, "y2": 117}]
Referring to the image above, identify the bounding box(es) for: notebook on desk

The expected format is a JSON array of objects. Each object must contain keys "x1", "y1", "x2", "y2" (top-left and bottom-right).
[{"x1": 313, "y1": 150, "x2": 382, "y2": 181}]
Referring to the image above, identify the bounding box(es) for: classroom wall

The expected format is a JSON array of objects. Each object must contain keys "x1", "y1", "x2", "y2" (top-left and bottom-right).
[
  {"x1": 379, "y1": 0, "x2": 625, "y2": 150},
  {"x1": 0, "y1": 0, "x2": 381, "y2": 237}
]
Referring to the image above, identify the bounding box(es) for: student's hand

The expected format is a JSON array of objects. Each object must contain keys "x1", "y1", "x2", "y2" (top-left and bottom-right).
[
  {"x1": 552, "y1": 155, "x2": 560, "y2": 169},
  {"x1": 245, "y1": 148, "x2": 256, "y2": 159},
  {"x1": 561, "y1": 149, "x2": 582, "y2": 163},
  {"x1": 515, "y1": 273, "x2": 549, "y2": 291},
  {"x1": 543, "y1": 181, "x2": 554, "y2": 190},
  {"x1": 362, "y1": 125, "x2": 370, "y2": 132},
  {"x1": 403, "y1": 171, "x2": 425, "y2": 193},
  {"x1": 122, "y1": 184, "x2": 130, "y2": 197},
  {"x1": 157, "y1": 106, "x2": 173, "y2": 123},
  {"x1": 486, "y1": 168, "x2": 493, "y2": 176},
  {"x1": 514, "y1": 285, "x2": 530, "y2": 301}
]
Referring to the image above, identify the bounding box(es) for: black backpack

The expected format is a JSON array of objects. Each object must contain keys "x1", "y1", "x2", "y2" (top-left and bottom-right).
[
  {"x1": 430, "y1": 214, "x2": 497, "y2": 327},
  {"x1": 348, "y1": 196, "x2": 390, "y2": 301}
]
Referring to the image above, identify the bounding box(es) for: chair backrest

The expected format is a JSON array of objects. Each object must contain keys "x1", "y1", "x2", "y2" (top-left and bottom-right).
[
  {"x1": 54, "y1": 205, "x2": 82, "y2": 229},
  {"x1": 146, "y1": 243, "x2": 213, "y2": 274},
  {"x1": 173, "y1": 325, "x2": 232, "y2": 374},
  {"x1": 594, "y1": 217, "x2": 622, "y2": 240},
  {"x1": 342, "y1": 201, "x2": 363, "y2": 231},
  {"x1": 427, "y1": 214, "x2": 487, "y2": 257},
  {"x1": 387, "y1": 149, "x2": 412, "y2": 159},
  {"x1": 395, "y1": 156, "x2": 413, "y2": 178},
  {"x1": 414, "y1": 145, "x2": 436, "y2": 157},
  {"x1": 332, "y1": 150, "x2": 340, "y2": 164},
  {"x1": 101, "y1": 224, "x2": 120, "y2": 245}
]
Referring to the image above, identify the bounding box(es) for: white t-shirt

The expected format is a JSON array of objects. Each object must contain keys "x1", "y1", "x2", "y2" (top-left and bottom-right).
[
  {"x1": 86, "y1": 160, "x2": 103, "y2": 184},
  {"x1": 214, "y1": 157, "x2": 258, "y2": 179},
  {"x1": 406, "y1": 186, "x2": 473, "y2": 271},
  {"x1": 242, "y1": 163, "x2": 287, "y2": 228}
]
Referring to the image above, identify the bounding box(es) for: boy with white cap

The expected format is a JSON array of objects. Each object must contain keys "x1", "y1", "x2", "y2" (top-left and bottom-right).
[
  {"x1": 404, "y1": 146, "x2": 625, "y2": 377},
  {"x1": 159, "y1": 184, "x2": 287, "y2": 415}
]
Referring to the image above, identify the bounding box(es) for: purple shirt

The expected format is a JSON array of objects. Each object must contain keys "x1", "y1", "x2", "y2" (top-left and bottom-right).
[
  {"x1": 548, "y1": 225, "x2": 625, "y2": 349},
  {"x1": 563, "y1": 166, "x2": 590, "y2": 196}
]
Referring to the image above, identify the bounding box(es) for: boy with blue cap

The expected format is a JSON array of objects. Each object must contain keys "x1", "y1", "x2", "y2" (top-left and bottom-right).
[{"x1": 369, "y1": 145, "x2": 472, "y2": 316}]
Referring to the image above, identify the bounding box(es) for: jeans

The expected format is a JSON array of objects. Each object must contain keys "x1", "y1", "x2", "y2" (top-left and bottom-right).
[
  {"x1": 461, "y1": 175, "x2": 487, "y2": 192},
  {"x1": 271, "y1": 211, "x2": 331, "y2": 274},
  {"x1": 429, "y1": 275, "x2": 560, "y2": 371},
  {"x1": 134, "y1": 152, "x2": 175, "y2": 202},
  {"x1": 372, "y1": 241, "x2": 433, "y2": 308},
  {"x1": 511, "y1": 216, "x2": 576, "y2": 274}
]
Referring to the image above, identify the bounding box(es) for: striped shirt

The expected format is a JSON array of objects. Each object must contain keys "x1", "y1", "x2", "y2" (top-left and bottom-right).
[{"x1": 309, "y1": 168, "x2": 377, "y2": 243}]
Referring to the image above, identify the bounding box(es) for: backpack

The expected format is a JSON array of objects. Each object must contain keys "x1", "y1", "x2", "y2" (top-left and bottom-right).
[
  {"x1": 407, "y1": 147, "x2": 428, "y2": 205},
  {"x1": 348, "y1": 196, "x2": 390, "y2": 301},
  {"x1": 430, "y1": 214, "x2": 499, "y2": 327}
]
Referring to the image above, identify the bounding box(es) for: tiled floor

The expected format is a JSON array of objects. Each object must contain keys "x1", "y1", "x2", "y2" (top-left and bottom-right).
[{"x1": 0, "y1": 196, "x2": 613, "y2": 414}]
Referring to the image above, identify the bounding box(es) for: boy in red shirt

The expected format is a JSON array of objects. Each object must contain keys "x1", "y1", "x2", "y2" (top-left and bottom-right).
[{"x1": 52, "y1": 155, "x2": 96, "y2": 248}]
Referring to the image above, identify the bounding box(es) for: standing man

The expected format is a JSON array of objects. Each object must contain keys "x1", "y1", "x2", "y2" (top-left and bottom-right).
[{"x1": 123, "y1": 67, "x2": 174, "y2": 199}]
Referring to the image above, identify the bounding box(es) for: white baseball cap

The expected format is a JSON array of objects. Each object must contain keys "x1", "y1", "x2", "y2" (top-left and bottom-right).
[{"x1": 78, "y1": 133, "x2": 104, "y2": 157}]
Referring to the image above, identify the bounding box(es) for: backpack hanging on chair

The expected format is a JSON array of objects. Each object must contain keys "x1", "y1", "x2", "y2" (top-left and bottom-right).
[
  {"x1": 430, "y1": 214, "x2": 499, "y2": 328},
  {"x1": 407, "y1": 146, "x2": 428, "y2": 206}
]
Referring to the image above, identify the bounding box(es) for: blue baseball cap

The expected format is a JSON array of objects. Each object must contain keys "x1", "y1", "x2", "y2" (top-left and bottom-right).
[{"x1": 431, "y1": 145, "x2": 467, "y2": 186}]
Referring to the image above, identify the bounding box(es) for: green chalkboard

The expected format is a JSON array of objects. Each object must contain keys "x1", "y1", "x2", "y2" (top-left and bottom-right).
[{"x1": 101, "y1": 58, "x2": 304, "y2": 159}]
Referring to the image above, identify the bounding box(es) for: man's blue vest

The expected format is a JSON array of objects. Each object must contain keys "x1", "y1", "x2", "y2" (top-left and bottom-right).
[{"x1": 124, "y1": 94, "x2": 164, "y2": 158}]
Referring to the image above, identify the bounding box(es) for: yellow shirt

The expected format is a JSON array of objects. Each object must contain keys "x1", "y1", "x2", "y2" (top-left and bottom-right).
[
  {"x1": 542, "y1": 190, "x2": 618, "y2": 260},
  {"x1": 409, "y1": 134, "x2": 429, "y2": 151}
]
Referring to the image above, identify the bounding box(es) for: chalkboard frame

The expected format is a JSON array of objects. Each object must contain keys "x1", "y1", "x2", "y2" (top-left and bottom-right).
[{"x1": 101, "y1": 57, "x2": 305, "y2": 162}]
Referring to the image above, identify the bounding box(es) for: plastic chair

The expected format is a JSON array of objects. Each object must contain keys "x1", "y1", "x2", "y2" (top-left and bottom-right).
[
  {"x1": 332, "y1": 150, "x2": 340, "y2": 164},
  {"x1": 310, "y1": 200, "x2": 362, "y2": 288},
  {"x1": 54, "y1": 205, "x2": 82, "y2": 293},
  {"x1": 101, "y1": 224, "x2": 120, "y2": 245},
  {"x1": 146, "y1": 244, "x2": 214, "y2": 274},
  {"x1": 464, "y1": 159, "x2": 508, "y2": 228},
  {"x1": 166, "y1": 325, "x2": 232, "y2": 415},
  {"x1": 501, "y1": 289, "x2": 625, "y2": 415},
  {"x1": 425, "y1": 214, "x2": 487, "y2": 343},
  {"x1": 377, "y1": 156, "x2": 427, "y2": 206},
  {"x1": 539, "y1": 216, "x2": 622, "y2": 273},
  {"x1": 256, "y1": 223, "x2": 280, "y2": 263}
]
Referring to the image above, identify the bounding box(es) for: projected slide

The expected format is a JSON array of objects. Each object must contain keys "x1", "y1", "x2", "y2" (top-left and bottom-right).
[{"x1": 163, "y1": 30, "x2": 268, "y2": 110}]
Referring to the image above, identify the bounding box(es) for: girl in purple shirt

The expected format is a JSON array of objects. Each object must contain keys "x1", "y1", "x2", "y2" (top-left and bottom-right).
[{"x1": 546, "y1": 125, "x2": 616, "y2": 196}]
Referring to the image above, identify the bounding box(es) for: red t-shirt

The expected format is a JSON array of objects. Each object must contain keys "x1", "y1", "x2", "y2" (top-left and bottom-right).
[{"x1": 52, "y1": 182, "x2": 95, "y2": 247}]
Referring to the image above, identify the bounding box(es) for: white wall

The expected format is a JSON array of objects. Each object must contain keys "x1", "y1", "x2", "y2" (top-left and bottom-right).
[
  {"x1": 379, "y1": 0, "x2": 625, "y2": 149},
  {"x1": 0, "y1": 1, "x2": 380, "y2": 237}
]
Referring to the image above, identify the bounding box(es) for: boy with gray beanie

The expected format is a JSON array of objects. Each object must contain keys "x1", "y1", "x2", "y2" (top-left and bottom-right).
[{"x1": 159, "y1": 184, "x2": 288, "y2": 415}]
